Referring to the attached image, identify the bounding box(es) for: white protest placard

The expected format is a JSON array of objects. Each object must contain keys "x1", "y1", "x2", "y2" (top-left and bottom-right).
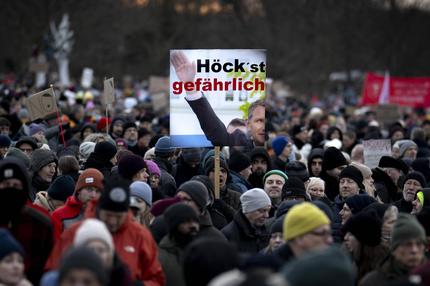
[
  {"x1": 26, "y1": 87, "x2": 58, "y2": 121},
  {"x1": 363, "y1": 139, "x2": 392, "y2": 169},
  {"x1": 81, "y1": 68, "x2": 94, "y2": 89},
  {"x1": 103, "y1": 77, "x2": 115, "y2": 106}
]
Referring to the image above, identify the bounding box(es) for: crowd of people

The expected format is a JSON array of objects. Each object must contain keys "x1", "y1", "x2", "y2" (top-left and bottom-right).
[{"x1": 0, "y1": 74, "x2": 430, "y2": 286}]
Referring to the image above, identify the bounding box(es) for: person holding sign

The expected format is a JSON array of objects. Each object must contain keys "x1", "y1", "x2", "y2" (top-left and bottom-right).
[{"x1": 171, "y1": 51, "x2": 265, "y2": 148}]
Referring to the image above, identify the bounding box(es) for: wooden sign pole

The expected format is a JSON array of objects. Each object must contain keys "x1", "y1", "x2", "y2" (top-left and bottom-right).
[{"x1": 214, "y1": 146, "x2": 221, "y2": 199}]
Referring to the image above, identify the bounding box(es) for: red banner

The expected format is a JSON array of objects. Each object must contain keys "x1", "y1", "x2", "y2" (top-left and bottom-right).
[{"x1": 361, "y1": 72, "x2": 430, "y2": 107}]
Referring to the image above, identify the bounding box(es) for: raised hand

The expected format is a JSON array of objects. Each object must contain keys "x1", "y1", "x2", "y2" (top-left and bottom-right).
[{"x1": 171, "y1": 50, "x2": 196, "y2": 83}]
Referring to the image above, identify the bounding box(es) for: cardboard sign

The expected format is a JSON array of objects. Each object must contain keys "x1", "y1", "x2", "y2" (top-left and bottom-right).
[
  {"x1": 26, "y1": 87, "x2": 58, "y2": 121},
  {"x1": 376, "y1": 105, "x2": 400, "y2": 127},
  {"x1": 151, "y1": 92, "x2": 169, "y2": 113},
  {"x1": 103, "y1": 77, "x2": 115, "y2": 106},
  {"x1": 363, "y1": 139, "x2": 392, "y2": 169},
  {"x1": 81, "y1": 68, "x2": 94, "y2": 89},
  {"x1": 149, "y1": 76, "x2": 169, "y2": 94}
]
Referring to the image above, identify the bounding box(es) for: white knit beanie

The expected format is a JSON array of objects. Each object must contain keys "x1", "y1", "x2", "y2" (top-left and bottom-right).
[
  {"x1": 74, "y1": 219, "x2": 114, "y2": 255},
  {"x1": 240, "y1": 188, "x2": 271, "y2": 214},
  {"x1": 79, "y1": 142, "x2": 96, "y2": 159}
]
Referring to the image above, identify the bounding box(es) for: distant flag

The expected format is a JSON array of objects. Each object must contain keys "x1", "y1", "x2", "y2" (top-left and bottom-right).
[{"x1": 378, "y1": 71, "x2": 390, "y2": 104}]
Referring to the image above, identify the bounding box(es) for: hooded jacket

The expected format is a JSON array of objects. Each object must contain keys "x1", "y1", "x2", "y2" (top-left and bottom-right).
[
  {"x1": 307, "y1": 148, "x2": 324, "y2": 177},
  {"x1": 248, "y1": 148, "x2": 272, "y2": 189},
  {"x1": 45, "y1": 200, "x2": 165, "y2": 286},
  {"x1": 51, "y1": 196, "x2": 84, "y2": 240}
]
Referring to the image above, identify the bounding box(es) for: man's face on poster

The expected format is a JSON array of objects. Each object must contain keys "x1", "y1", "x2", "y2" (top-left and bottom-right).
[{"x1": 248, "y1": 106, "x2": 265, "y2": 146}]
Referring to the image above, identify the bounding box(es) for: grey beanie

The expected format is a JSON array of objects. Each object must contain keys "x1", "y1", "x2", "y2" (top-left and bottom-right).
[
  {"x1": 240, "y1": 188, "x2": 271, "y2": 214},
  {"x1": 399, "y1": 140, "x2": 418, "y2": 158},
  {"x1": 130, "y1": 181, "x2": 152, "y2": 207},
  {"x1": 30, "y1": 149, "x2": 57, "y2": 172},
  {"x1": 6, "y1": 147, "x2": 30, "y2": 169},
  {"x1": 391, "y1": 213, "x2": 426, "y2": 250},
  {"x1": 79, "y1": 142, "x2": 96, "y2": 160}
]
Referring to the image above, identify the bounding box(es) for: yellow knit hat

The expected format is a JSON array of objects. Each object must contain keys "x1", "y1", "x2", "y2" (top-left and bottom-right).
[{"x1": 283, "y1": 202, "x2": 330, "y2": 241}]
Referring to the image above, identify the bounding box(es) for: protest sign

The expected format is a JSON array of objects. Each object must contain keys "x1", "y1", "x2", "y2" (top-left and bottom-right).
[
  {"x1": 26, "y1": 87, "x2": 58, "y2": 121},
  {"x1": 170, "y1": 49, "x2": 266, "y2": 147},
  {"x1": 103, "y1": 77, "x2": 115, "y2": 106},
  {"x1": 81, "y1": 68, "x2": 94, "y2": 89},
  {"x1": 149, "y1": 76, "x2": 169, "y2": 93},
  {"x1": 363, "y1": 139, "x2": 392, "y2": 169}
]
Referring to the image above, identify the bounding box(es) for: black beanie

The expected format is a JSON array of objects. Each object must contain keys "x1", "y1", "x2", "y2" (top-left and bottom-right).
[
  {"x1": 122, "y1": 121, "x2": 137, "y2": 134},
  {"x1": 343, "y1": 211, "x2": 382, "y2": 246},
  {"x1": 379, "y1": 156, "x2": 409, "y2": 175},
  {"x1": 59, "y1": 246, "x2": 107, "y2": 285},
  {"x1": 345, "y1": 194, "x2": 376, "y2": 215},
  {"x1": 177, "y1": 181, "x2": 209, "y2": 211},
  {"x1": 322, "y1": 147, "x2": 347, "y2": 171},
  {"x1": 271, "y1": 216, "x2": 284, "y2": 234},
  {"x1": 403, "y1": 171, "x2": 426, "y2": 189},
  {"x1": 339, "y1": 165, "x2": 365, "y2": 191},
  {"x1": 228, "y1": 151, "x2": 251, "y2": 173},
  {"x1": 94, "y1": 141, "x2": 117, "y2": 160},
  {"x1": 30, "y1": 149, "x2": 58, "y2": 172},
  {"x1": 204, "y1": 157, "x2": 229, "y2": 176},
  {"x1": 118, "y1": 154, "x2": 147, "y2": 180},
  {"x1": 183, "y1": 239, "x2": 239, "y2": 286},
  {"x1": 283, "y1": 177, "x2": 309, "y2": 201},
  {"x1": 98, "y1": 176, "x2": 130, "y2": 212},
  {"x1": 164, "y1": 203, "x2": 199, "y2": 234},
  {"x1": 276, "y1": 200, "x2": 301, "y2": 218},
  {"x1": 0, "y1": 158, "x2": 30, "y2": 194},
  {"x1": 47, "y1": 175, "x2": 75, "y2": 202},
  {"x1": 285, "y1": 161, "x2": 309, "y2": 182}
]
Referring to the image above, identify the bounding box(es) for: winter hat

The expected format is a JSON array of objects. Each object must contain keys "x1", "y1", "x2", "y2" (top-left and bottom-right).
[
  {"x1": 182, "y1": 148, "x2": 202, "y2": 165},
  {"x1": 75, "y1": 168, "x2": 104, "y2": 193},
  {"x1": 343, "y1": 211, "x2": 382, "y2": 246},
  {"x1": 263, "y1": 170, "x2": 288, "y2": 184},
  {"x1": 30, "y1": 149, "x2": 57, "y2": 172},
  {"x1": 115, "y1": 138, "x2": 127, "y2": 149},
  {"x1": 98, "y1": 177, "x2": 130, "y2": 212},
  {"x1": 94, "y1": 141, "x2": 117, "y2": 160},
  {"x1": 79, "y1": 142, "x2": 96, "y2": 160},
  {"x1": 339, "y1": 165, "x2": 365, "y2": 191},
  {"x1": 5, "y1": 147, "x2": 30, "y2": 169},
  {"x1": 312, "y1": 200, "x2": 334, "y2": 222},
  {"x1": 228, "y1": 151, "x2": 251, "y2": 173},
  {"x1": 15, "y1": 136, "x2": 38, "y2": 150},
  {"x1": 118, "y1": 154, "x2": 147, "y2": 180},
  {"x1": 0, "y1": 229, "x2": 24, "y2": 260},
  {"x1": 282, "y1": 246, "x2": 355, "y2": 286},
  {"x1": 403, "y1": 171, "x2": 426, "y2": 189},
  {"x1": 391, "y1": 213, "x2": 426, "y2": 250},
  {"x1": 122, "y1": 121, "x2": 137, "y2": 133},
  {"x1": 96, "y1": 117, "x2": 111, "y2": 132},
  {"x1": 283, "y1": 202, "x2": 330, "y2": 241},
  {"x1": 345, "y1": 194, "x2": 376, "y2": 214},
  {"x1": 322, "y1": 147, "x2": 348, "y2": 171},
  {"x1": 204, "y1": 157, "x2": 229, "y2": 176},
  {"x1": 144, "y1": 160, "x2": 161, "y2": 177},
  {"x1": 0, "y1": 135, "x2": 11, "y2": 148},
  {"x1": 29, "y1": 123, "x2": 46, "y2": 136},
  {"x1": 399, "y1": 140, "x2": 418, "y2": 158},
  {"x1": 59, "y1": 246, "x2": 107, "y2": 285},
  {"x1": 283, "y1": 177, "x2": 310, "y2": 201},
  {"x1": 150, "y1": 196, "x2": 182, "y2": 217},
  {"x1": 272, "y1": 136, "x2": 289, "y2": 156},
  {"x1": 271, "y1": 216, "x2": 284, "y2": 234},
  {"x1": 379, "y1": 156, "x2": 409, "y2": 175},
  {"x1": 155, "y1": 136, "x2": 175, "y2": 155},
  {"x1": 285, "y1": 161, "x2": 309, "y2": 182},
  {"x1": 144, "y1": 147, "x2": 155, "y2": 160},
  {"x1": 291, "y1": 125, "x2": 306, "y2": 137},
  {"x1": 74, "y1": 218, "x2": 114, "y2": 256},
  {"x1": 276, "y1": 200, "x2": 301, "y2": 218},
  {"x1": 164, "y1": 203, "x2": 199, "y2": 234},
  {"x1": 183, "y1": 239, "x2": 239, "y2": 286},
  {"x1": 240, "y1": 188, "x2": 271, "y2": 214},
  {"x1": 324, "y1": 138, "x2": 343, "y2": 150},
  {"x1": 0, "y1": 158, "x2": 30, "y2": 195},
  {"x1": 177, "y1": 181, "x2": 209, "y2": 211},
  {"x1": 130, "y1": 181, "x2": 152, "y2": 207},
  {"x1": 47, "y1": 175, "x2": 75, "y2": 202},
  {"x1": 350, "y1": 162, "x2": 372, "y2": 179}
]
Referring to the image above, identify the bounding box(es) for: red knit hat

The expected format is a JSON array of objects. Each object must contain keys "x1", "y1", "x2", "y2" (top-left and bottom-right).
[
  {"x1": 75, "y1": 168, "x2": 104, "y2": 193},
  {"x1": 96, "y1": 117, "x2": 112, "y2": 132}
]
